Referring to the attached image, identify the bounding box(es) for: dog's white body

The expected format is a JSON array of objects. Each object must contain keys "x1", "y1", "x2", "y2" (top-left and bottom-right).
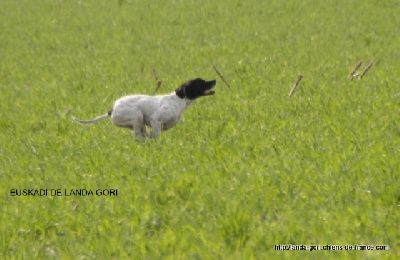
[
  {"x1": 73, "y1": 78, "x2": 216, "y2": 141},
  {"x1": 111, "y1": 93, "x2": 194, "y2": 138}
]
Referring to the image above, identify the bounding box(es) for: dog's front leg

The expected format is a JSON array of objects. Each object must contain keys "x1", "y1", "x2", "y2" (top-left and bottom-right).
[
  {"x1": 162, "y1": 117, "x2": 179, "y2": 131},
  {"x1": 149, "y1": 117, "x2": 162, "y2": 138}
]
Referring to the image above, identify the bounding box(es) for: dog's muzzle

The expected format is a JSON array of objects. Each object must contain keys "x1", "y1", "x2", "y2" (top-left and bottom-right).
[{"x1": 203, "y1": 80, "x2": 216, "y2": 95}]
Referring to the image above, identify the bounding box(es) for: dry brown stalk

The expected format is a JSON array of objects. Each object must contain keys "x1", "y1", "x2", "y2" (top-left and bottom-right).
[
  {"x1": 360, "y1": 61, "x2": 374, "y2": 79},
  {"x1": 212, "y1": 65, "x2": 232, "y2": 90},
  {"x1": 349, "y1": 60, "x2": 363, "y2": 80},
  {"x1": 288, "y1": 75, "x2": 303, "y2": 97}
]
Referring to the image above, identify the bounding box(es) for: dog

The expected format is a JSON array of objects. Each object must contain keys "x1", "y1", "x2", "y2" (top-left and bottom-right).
[{"x1": 73, "y1": 78, "x2": 216, "y2": 140}]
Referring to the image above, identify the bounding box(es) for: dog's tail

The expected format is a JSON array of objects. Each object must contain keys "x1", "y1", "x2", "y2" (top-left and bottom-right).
[{"x1": 73, "y1": 110, "x2": 112, "y2": 125}]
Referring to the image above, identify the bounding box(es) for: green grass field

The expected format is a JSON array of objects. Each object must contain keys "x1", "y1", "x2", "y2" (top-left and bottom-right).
[{"x1": 1, "y1": 0, "x2": 399, "y2": 258}]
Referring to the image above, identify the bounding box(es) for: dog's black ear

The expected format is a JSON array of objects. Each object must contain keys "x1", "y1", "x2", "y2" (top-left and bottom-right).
[{"x1": 175, "y1": 83, "x2": 187, "y2": 98}]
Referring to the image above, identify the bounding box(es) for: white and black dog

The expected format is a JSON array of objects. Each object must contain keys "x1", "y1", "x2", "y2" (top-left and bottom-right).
[{"x1": 73, "y1": 78, "x2": 216, "y2": 140}]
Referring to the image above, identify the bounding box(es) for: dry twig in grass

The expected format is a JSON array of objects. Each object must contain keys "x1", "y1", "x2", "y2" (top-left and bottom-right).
[
  {"x1": 288, "y1": 75, "x2": 303, "y2": 97},
  {"x1": 360, "y1": 61, "x2": 374, "y2": 79},
  {"x1": 349, "y1": 60, "x2": 363, "y2": 80},
  {"x1": 152, "y1": 68, "x2": 162, "y2": 93},
  {"x1": 212, "y1": 65, "x2": 232, "y2": 91},
  {"x1": 154, "y1": 80, "x2": 162, "y2": 93},
  {"x1": 152, "y1": 68, "x2": 159, "y2": 81}
]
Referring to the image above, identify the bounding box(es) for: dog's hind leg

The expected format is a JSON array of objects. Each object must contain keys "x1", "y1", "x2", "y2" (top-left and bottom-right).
[
  {"x1": 132, "y1": 125, "x2": 146, "y2": 141},
  {"x1": 131, "y1": 114, "x2": 147, "y2": 141},
  {"x1": 141, "y1": 126, "x2": 149, "y2": 137}
]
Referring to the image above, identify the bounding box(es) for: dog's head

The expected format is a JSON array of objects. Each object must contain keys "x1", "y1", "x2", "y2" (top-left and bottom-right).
[{"x1": 175, "y1": 78, "x2": 216, "y2": 100}]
